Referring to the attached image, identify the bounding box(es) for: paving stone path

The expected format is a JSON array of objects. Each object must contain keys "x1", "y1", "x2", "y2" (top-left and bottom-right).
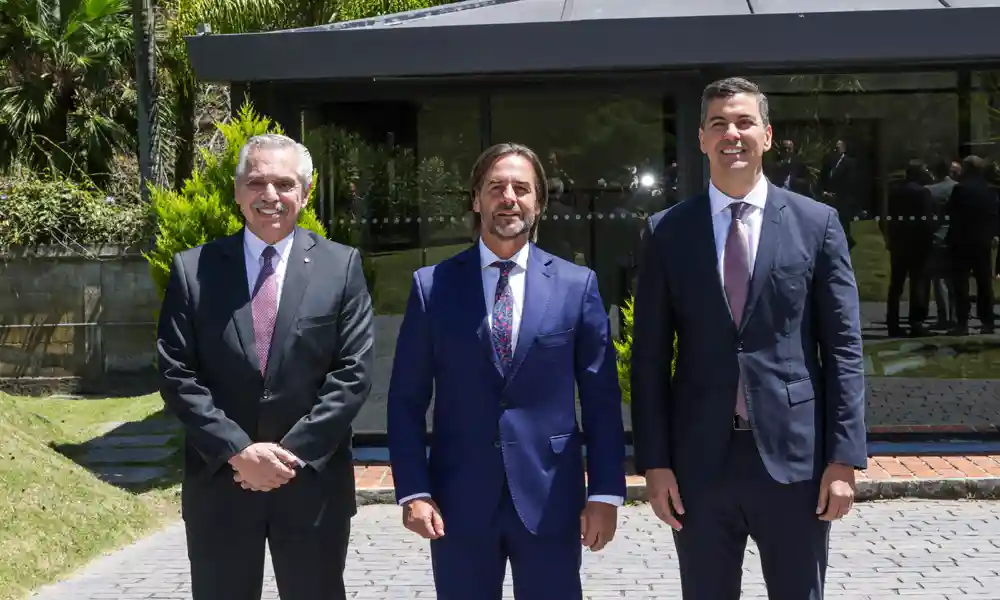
[
  {"x1": 28, "y1": 499, "x2": 1000, "y2": 600},
  {"x1": 78, "y1": 417, "x2": 181, "y2": 485}
]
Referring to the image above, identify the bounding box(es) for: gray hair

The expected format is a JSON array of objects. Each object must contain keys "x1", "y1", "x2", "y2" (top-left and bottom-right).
[
  {"x1": 700, "y1": 77, "x2": 770, "y2": 127},
  {"x1": 235, "y1": 134, "x2": 314, "y2": 189}
]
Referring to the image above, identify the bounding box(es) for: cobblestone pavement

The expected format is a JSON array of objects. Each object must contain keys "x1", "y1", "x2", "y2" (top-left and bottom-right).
[{"x1": 29, "y1": 499, "x2": 1000, "y2": 600}]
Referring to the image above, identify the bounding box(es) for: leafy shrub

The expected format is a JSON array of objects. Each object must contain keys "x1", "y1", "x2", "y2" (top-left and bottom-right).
[
  {"x1": 144, "y1": 102, "x2": 326, "y2": 298},
  {"x1": 613, "y1": 296, "x2": 677, "y2": 405},
  {"x1": 0, "y1": 173, "x2": 150, "y2": 251}
]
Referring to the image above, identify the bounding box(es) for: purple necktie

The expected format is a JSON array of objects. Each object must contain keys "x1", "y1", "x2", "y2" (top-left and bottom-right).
[
  {"x1": 491, "y1": 260, "x2": 516, "y2": 371},
  {"x1": 252, "y1": 246, "x2": 279, "y2": 375},
  {"x1": 723, "y1": 202, "x2": 751, "y2": 421}
]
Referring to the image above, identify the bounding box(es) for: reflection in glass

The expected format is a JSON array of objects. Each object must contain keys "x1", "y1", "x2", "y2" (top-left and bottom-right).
[
  {"x1": 491, "y1": 93, "x2": 674, "y2": 314},
  {"x1": 758, "y1": 72, "x2": 1000, "y2": 433}
]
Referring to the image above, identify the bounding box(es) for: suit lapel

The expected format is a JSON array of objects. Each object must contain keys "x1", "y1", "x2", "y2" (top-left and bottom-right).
[
  {"x1": 507, "y1": 245, "x2": 553, "y2": 383},
  {"x1": 263, "y1": 227, "x2": 315, "y2": 383},
  {"x1": 693, "y1": 195, "x2": 737, "y2": 327},
  {"x1": 457, "y1": 244, "x2": 505, "y2": 379},
  {"x1": 738, "y1": 184, "x2": 785, "y2": 334},
  {"x1": 222, "y1": 231, "x2": 261, "y2": 374}
]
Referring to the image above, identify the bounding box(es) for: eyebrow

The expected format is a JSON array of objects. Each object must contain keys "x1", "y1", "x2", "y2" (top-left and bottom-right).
[{"x1": 488, "y1": 178, "x2": 532, "y2": 186}]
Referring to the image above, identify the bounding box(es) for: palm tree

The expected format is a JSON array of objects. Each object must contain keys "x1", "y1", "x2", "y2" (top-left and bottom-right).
[{"x1": 0, "y1": 0, "x2": 135, "y2": 181}]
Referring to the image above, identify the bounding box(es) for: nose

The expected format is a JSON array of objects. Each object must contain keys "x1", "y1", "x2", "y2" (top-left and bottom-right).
[
  {"x1": 501, "y1": 184, "x2": 517, "y2": 202},
  {"x1": 261, "y1": 182, "x2": 280, "y2": 201},
  {"x1": 722, "y1": 123, "x2": 741, "y2": 141}
]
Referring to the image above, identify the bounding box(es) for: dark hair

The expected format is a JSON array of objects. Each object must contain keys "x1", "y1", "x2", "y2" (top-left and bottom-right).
[
  {"x1": 962, "y1": 154, "x2": 987, "y2": 177},
  {"x1": 700, "y1": 77, "x2": 770, "y2": 127},
  {"x1": 467, "y1": 142, "x2": 549, "y2": 241}
]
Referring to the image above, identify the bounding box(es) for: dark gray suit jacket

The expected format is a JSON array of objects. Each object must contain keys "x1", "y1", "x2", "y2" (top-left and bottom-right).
[
  {"x1": 630, "y1": 181, "x2": 867, "y2": 500},
  {"x1": 156, "y1": 226, "x2": 374, "y2": 518}
]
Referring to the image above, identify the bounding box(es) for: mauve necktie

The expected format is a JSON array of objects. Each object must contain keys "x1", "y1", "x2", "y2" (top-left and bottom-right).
[
  {"x1": 723, "y1": 202, "x2": 751, "y2": 421},
  {"x1": 252, "y1": 245, "x2": 279, "y2": 375},
  {"x1": 491, "y1": 260, "x2": 516, "y2": 372}
]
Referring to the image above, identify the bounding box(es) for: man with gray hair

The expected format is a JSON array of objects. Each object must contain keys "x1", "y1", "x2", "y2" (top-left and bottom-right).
[{"x1": 157, "y1": 133, "x2": 374, "y2": 600}]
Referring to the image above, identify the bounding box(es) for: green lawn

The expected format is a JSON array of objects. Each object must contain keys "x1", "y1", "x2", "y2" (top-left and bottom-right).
[
  {"x1": 850, "y1": 218, "x2": 1000, "y2": 303},
  {"x1": 864, "y1": 336, "x2": 1000, "y2": 379},
  {"x1": 848, "y1": 220, "x2": 891, "y2": 303},
  {"x1": 0, "y1": 393, "x2": 176, "y2": 600},
  {"x1": 370, "y1": 243, "x2": 469, "y2": 314}
]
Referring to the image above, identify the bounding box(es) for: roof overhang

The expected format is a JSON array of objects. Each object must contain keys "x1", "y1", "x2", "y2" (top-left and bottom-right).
[{"x1": 185, "y1": 0, "x2": 1000, "y2": 83}]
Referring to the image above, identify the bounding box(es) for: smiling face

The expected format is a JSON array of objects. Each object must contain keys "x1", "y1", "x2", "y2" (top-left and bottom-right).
[
  {"x1": 699, "y1": 92, "x2": 772, "y2": 193},
  {"x1": 235, "y1": 146, "x2": 308, "y2": 244},
  {"x1": 473, "y1": 153, "x2": 540, "y2": 244}
]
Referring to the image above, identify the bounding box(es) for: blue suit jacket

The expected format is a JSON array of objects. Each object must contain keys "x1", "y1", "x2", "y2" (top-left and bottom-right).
[
  {"x1": 630, "y1": 182, "x2": 867, "y2": 500},
  {"x1": 387, "y1": 242, "x2": 627, "y2": 537}
]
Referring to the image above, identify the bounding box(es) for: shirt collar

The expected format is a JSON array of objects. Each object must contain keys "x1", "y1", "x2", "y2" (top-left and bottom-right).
[
  {"x1": 708, "y1": 174, "x2": 769, "y2": 217},
  {"x1": 479, "y1": 238, "x2": 530, "y2": 271},
  {"x1": 243, "y1": 227, "x2": 294, "y2": 264}
]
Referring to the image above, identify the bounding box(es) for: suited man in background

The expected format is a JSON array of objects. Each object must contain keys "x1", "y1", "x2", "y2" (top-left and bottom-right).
[
  {"x1": 630, "y1": 77, "x2": 867, "y2": 600},
  {"x1": 387, "y1": 142, "x2": 626, "y2": 600},
  {"x1": 946, "y1": 154, "x2": 1000, "y2": 335},
  {"x1": 157, "y1": 133, "x2": 374, "y2": 600}
]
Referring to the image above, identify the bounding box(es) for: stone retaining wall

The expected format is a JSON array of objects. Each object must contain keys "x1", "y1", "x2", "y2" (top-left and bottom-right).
[{"x1": 0, "y1": 245, "x2": 160, "y2": 393}]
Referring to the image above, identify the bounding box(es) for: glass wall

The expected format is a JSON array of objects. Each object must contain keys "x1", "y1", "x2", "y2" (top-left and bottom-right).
[
  {"x1": 302, "y1": 91, "x2": 672, "y2": 435},
  {"x1": 301, "y1": 69, "x2": 1000, "y2": 437},
  {"x1": 758, "y1": 71, "x2": 1000, "y2": 435}
]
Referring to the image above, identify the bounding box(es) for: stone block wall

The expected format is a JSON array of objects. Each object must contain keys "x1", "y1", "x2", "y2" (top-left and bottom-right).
[{"x1": 0, "y1": 246, "x2": 160, "y2": 393}]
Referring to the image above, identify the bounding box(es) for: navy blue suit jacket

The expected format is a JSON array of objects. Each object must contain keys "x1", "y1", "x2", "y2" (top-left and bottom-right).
[
  {"x1": 387, "y1": 242, "x2": 627, "y2": 537},
  {"x1": 630, "y1": 182, "x2": 867, "y2": 499}
]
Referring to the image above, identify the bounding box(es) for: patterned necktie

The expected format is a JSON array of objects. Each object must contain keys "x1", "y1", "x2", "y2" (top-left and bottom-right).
[
  {"x1": 723, "y1": 202, "x2": 751, "y2": 421},
  {"x1": 491, "y1": 260, "x2": 516, "y2": 371},
  {"x1": 252, "y1": 245, "x2": 279, "y2": 375}
]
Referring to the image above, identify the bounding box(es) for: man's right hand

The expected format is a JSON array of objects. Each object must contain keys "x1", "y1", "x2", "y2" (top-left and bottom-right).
[
  {"x1": 402, "y1": 497, "x2": 445, "y2": 539},
  {"x1": 645, "y1": 468, "x2": 685, "y2": 530},
  {"x1": 228, "y1": 443, "x2": 299, "y2": 491}
]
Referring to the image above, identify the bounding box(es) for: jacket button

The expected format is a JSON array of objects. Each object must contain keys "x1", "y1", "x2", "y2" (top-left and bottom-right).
[
  {"x1": 493, "y1": 441, "x2": 501, "y2": 448},
  {"x1": 499, "y1": 399, "x2": 508, "y2": 409},
  {"x1": 736, "y1": 342, "x2": 744, "y2": 352}
]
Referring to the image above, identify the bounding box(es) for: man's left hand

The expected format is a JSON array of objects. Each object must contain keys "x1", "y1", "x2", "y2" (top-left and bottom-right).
[
  {"x1": 580, "y1": 501, "x2": 618, "y2": 552},
  {"x1": 816, "y1": 463, "x2": 856, "y2": 521},
  {"x1": 234, "y1": 447, "x2": 302, "y2": 491}
]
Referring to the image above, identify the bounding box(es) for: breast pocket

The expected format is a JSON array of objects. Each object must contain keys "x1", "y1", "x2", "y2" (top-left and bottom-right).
[
  {"x1": 534, "y1": 328, "x2": 573, "y2": 348},
  {"x1": 295, "y1": 313, "x2": 339, "y2": 363},
  {"x1": 771, "y1": 260, "x2": 812, "y2": 334}
]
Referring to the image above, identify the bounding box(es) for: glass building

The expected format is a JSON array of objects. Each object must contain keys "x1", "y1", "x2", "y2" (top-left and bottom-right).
[{"x1": 186, "y1": 0, "x2": 1000, "y2": 442}]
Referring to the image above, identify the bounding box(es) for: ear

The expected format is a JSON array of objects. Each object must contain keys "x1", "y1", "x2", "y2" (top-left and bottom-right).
[
  {"x1": 472, "y1": 190, "x2": 482, "y2": 214},
  {"x1": 763, "y1": 123, "x2": 773, "y2": 152}
]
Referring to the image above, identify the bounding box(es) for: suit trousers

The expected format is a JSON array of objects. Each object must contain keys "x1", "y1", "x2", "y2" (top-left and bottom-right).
[
  {"x1": 429, "y1": 480, "x2": 583, "y2": 600},
  {"x1": 673, "y1": 431, "x2": 831, "y2": 600},
  {"x1": 183, "y1": 466, "x2": 352, "y2": 600}
]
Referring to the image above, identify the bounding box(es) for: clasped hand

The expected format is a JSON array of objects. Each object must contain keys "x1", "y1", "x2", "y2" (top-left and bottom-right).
[{"x1": 230, "y1": 442, "x2": 301, "y2": 492}]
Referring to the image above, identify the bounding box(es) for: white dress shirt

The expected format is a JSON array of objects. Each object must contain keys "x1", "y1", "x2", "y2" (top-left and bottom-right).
[
  {"x1": 709, "y1": 174, "x2": 768, "y2": 283},
  {"x1": 242, "y1": 228, "x2": 304, "y2": 466},
  {"x1": 243, "y1": 228, "x2": 294, "y2": 304},
  {"x1": 398, "y1": 239, "x2": 623, "y2": 507}
]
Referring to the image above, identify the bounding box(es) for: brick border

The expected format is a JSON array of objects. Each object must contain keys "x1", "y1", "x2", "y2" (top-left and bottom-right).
[{"x1": 354, "y1": 455, "x2": 1000, "y2": 504}]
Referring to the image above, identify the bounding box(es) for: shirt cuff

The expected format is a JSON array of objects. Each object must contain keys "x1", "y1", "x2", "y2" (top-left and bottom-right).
[
  {"x1": 587, "y1": 495, "x2": 624, "y2": 506},
  {"x1": 398, "y1": 492, "x2": 431, "y2": 506}
]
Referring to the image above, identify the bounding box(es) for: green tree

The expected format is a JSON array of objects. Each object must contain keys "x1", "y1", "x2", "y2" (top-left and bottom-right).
[
  {"x1": 144, "y1": 101, "x2": 325, "y2": 298},
  {"x1": 0, "y1": 0, "x2": 135, "y2": 180}
]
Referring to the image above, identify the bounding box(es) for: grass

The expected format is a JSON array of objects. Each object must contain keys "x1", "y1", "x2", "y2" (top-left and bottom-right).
[
  {"x1": 864, "y1": 336, "x2": 1000, "y2": 379},
  {"x1": 0, "y1": 393, "x2": 177, "y2": 600},
  {"x1": 849, "y1": 219, "x2": 1000, "y2": 303},
  {"x1": 370, "y1": 242, "x2": 469, "y2": 314}
]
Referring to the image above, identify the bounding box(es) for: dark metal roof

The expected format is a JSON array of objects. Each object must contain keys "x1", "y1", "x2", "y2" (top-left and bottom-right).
[{"x1": 185, "y1": 0, "x2": 1000, "y2": 83}]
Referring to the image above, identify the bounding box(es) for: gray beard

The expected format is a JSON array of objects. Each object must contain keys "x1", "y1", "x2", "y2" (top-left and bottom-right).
[{"x1": 489, "y1": 214, "x2": 534, "y2": 240}]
